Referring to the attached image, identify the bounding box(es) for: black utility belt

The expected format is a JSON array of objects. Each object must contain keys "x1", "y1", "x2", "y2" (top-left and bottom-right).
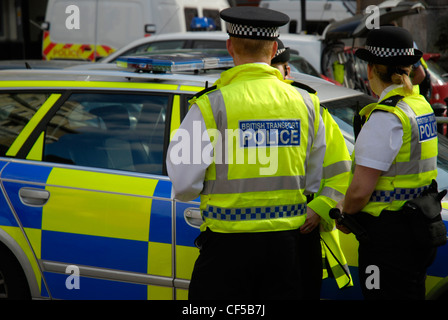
[{"x1": 332, "y1": 180, "x2": 447, "y2": 248}]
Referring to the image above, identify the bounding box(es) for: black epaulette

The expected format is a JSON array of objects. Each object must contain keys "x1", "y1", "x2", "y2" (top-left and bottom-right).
[
  {"x1": 378, "y1": 95, "x2": 404, "y2": 107},
  {"x1": 290, "y1": 81, "x2": 317, "y2": 94},
  {"x1": 192, "y1": 85, "x2": 218, "y2": 99}
]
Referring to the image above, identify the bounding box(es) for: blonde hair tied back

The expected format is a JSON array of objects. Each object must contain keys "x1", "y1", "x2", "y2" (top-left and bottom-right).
[{"x1": 371, "y1": 64, "x2": 413, "y2": 95}]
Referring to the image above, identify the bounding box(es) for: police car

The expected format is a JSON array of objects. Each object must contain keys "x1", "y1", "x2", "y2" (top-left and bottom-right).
[{"x1": 0, "y1": 53, "x2": 448, "y2": 300}]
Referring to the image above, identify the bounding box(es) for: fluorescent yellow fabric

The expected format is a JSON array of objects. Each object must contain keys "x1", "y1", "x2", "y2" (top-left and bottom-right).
[
  {"x1": 357, "y1": 86, "x2": 438, "y2": 216},
  {"x1": 192, "y1": 64, "x2": 321, "y2": 233}
]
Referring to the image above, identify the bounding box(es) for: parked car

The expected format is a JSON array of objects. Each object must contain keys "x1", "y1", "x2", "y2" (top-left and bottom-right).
[
  {"x1": 81, "y1": 31, "x2": 333, "y2": 82},
  {"x1": 0, "y1": 60, "x2": 87, "y2": 70}
]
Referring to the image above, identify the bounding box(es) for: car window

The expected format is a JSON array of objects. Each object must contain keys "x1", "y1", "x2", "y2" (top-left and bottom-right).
[
  {"x1": 427, "y1": 60, "x2": 448, "y2": 84},
  {"x1": 191, "y1": 40, "x2": 226, "y2": 49},
  {"x1": 324, "y1": 93, "x2": 375, "y2": 125},
  {"x1": 43, "y1": 93, "x2": 169, "y2": 175},
  {"x1": 114, "y1": 41, "x2": 187, "y2": 60},
  {"x1": 289, "y1": 56, "x2": 321, "y2": 77},
  {"x1": 143, "y1": 41, "x2": 186, "y2": 52},
  {"x1": 324, "y1": 92, "x2": 376, "y2": 147},
  {"x1": 203, "y1": 9, "x2": 223, "y2": 31},
  {"x1": 0, "y1": 93, "x2": 50, "y2": 157}
]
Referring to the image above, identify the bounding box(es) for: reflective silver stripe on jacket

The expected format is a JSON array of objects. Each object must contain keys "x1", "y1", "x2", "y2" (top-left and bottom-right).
[
  {"x1": 201, "y1": 88, "x2": 317, "y2": 195},
  {"x1": 369, "y1": 185, "x2": 430, "y2": 202},
  {"x1": 319, "y1": 160, "x2": 351, "y2": 201},
  {"x1": 299, "y1": 88, "x2": 317, "y2": 176},
  {"x1": 202, "y1": 203, "x2": 307, "y2": 221},
  {"x1": 381, "y1": 101, "x2": 437, "y2": 177}
]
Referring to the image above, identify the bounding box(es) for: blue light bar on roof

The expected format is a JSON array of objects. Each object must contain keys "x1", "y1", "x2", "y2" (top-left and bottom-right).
[{"x1": 116, "y1": 52, "x2": 234, "y2": 73}]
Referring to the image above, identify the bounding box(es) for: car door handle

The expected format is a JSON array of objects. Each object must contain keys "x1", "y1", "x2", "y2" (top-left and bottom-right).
[
  {"x1": 184, "y1": 207, "x2": 202, "y2": 228},
  {"x1": 19, "y1": 187, "x2": 50, "y2": 206}
]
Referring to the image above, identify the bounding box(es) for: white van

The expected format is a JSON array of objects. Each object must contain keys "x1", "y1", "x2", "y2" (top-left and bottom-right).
[{"x1": 42, "y1": 0, "x2": 229, "y2": 61}]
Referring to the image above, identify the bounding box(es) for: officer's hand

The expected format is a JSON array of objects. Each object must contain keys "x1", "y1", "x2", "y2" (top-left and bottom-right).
[
  {"x1": 300, "y1": 208, "x2": 321, "y2": 234},
  {"x1": 334, "y1": 199, "x2": 351, "y2": 234},
  {"x1": 335, "y1": 221, "x2": 351, "y2": 234}
]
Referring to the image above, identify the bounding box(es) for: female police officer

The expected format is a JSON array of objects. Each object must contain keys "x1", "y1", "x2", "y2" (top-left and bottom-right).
[
  {"x1": 271, "y1": 40, "x2": 353, "y2": 298},
  {"x1": 338, "y1": 26, "x2": 439, "y2": 300}
]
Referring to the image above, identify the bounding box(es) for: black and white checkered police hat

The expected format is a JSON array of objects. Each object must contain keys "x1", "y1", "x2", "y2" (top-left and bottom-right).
[
  {"x1": 355, "y1": 26, "x2": 422, "y2": 65},
  {"x1": 271, "y1": 39, "x2": 290, "y2": 64},
  {"x1": 220, "y1": 7, "x2": 289, "y2": 40}
]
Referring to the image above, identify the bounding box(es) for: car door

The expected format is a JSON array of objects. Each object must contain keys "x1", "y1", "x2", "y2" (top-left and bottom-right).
[
  {"x1": 170, "y1": 93, "x2": 202, "y2": 299},
  {"x1": 0, "y1": 88, "x2": 176, "y2": 299}
]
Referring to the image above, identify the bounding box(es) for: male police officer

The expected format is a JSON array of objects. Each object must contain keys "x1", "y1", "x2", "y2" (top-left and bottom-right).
[
  {"x1": 167, "y1": 6, "x2": 326, "y2": 299},
  {"x1": 271, "y1": 41, "x2": 353, "y2": 298}
]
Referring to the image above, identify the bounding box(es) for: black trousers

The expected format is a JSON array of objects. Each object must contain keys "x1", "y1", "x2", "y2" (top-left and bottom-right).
[
  {"x1": 188, "y1": 228, "x2": 306, "y2": 300},
  {"x1": 298, "y1": 228, "x2": 322, "y2": 300},
  {"x1": 352, "y1": 210, "x2": 437, "y2": 300}
]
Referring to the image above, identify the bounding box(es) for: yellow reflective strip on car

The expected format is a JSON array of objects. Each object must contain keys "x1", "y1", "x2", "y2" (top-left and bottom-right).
[
  {"x1": 43, "y1": 32, "x2": 52, "y2": 49},
  {"x1": 24, "y1": 227, "x2": 42, "y2": 260},
  {"x1": 6, "y1": 94, "x2": 61, "y2": 157},
  {"x1": 147, "y1": 242, "x2": 172, "y2": 277},
  {"x1": 426, "y1": 275, "x2": 444, "y2": 295},
  {"x1": 116, "y1": 60, "x2": 128, "y2": 68},
  {"x1": 26, "y1": 132, "x2": 45, "y2": 161},
  {"x1": 43, "y1": 168, "x2": 159, "y2": 241},
  {"x1": 43, "y1": 185, "x2": 152, "y2": 241},
  {"x1": 176, "y1": 288, "x2": 189, "y2": 300},
  {"x1": 170, "y1": 95, "x2": 181, "y2": 139},
  {"x1": 179, "y1": 85, "x2": 204, "y2": 93},
  {"x1": 96, "y1": 45, "x2": 115, "y2": 57},
  {"x1": 1, "y1": 226, "x2": 42, "y2": 293},
  {"x1": 148, "y1": 285, "x2": 173, "y2": 300},
  {"x1": 46, "y1": 167, "x2": 158, "y2": 197},
  {"x1": 175, "y1": 245, "x2": 199, "y2": 280},
  {"x1": 0, "y1": 81, "x2": 178, "y2": 91}
]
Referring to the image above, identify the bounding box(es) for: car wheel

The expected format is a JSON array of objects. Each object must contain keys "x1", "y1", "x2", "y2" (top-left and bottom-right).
[{"x1": 0, "y1": 246, "x2": 31, "y2": 299}]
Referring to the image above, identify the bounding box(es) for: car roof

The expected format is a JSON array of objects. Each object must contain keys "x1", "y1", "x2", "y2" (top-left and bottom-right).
[
  {"x1": 0, "y1": 68, "x2": 218, "y2": 89},
  {"x1": 0, "y1": 67, "x2": 364, "y2": 105},
  {"x1": 104, "y1": 31, "x2": 321, "y2": 48},
  {"x1": 100, "y1": 31, "x2": 323, "y2": 64}
]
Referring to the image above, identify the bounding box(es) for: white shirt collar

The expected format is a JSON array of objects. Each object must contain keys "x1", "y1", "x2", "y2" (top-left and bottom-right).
[{"x1": 378, "y1": 84, "x2": 403, "y2": 102}]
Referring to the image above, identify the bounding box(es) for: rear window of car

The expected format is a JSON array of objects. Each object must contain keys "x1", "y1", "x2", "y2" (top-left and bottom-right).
[
  {"x1": 0, "y1": 93, "x2": 50, "y2": 157},
  {"x1": 191, "y1": 40, "x2": 226, "y2": 49},
  {"x1": 43, "y1": 92, "x2": 170, "y2": 175}
]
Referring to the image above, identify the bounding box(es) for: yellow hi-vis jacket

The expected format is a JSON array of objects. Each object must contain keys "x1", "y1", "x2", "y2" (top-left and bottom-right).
[
  {"x1": 190, "y1": 63, "x2": 322, "y2": 233},
  {"x1": 356, "y1": 85, "x2": 438, "y2": 216},
  {"x1": 308, "y1": 107, "x2": 353, "y2": 288},
  {"x1": 321, "y1": 229, "x2": 353, "y2": 288}
]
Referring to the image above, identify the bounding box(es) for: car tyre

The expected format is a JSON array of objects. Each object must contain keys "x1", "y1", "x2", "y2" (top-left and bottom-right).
[{"x1": 0, "y1": 246, "x2": 31, "y2": 300}]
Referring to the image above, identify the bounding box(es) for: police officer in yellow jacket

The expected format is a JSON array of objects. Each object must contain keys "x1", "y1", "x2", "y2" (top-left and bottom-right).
[
  {"x1": 167, "y1": 7, "x2": 326, "y2": 299},
  {"x1": 271, "y1": 41, "x2": 353, "y2": 298},
  {"x1": 338, "y1": 26, "x2": 439, "y2": 300}
]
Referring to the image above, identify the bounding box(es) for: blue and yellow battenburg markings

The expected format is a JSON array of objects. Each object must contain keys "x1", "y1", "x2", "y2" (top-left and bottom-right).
[
  {"x1": 239, "y1": 120, "x2": 301, "y2": 148},
  {"x1": 0, "y1": 161, "x2": 199, "y2": 300},
  {"x1": 116, "y1": 52, "x2": 234, "y2": 73}
]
